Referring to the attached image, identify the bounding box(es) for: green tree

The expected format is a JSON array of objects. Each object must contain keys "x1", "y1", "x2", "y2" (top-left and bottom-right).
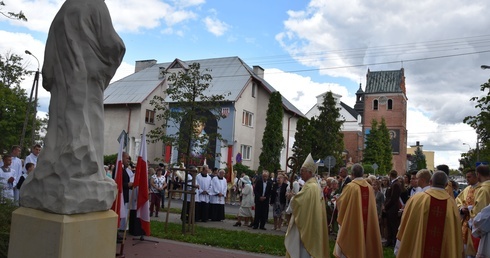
[
  {"x1": 363, "y1": 119, "x2": 380, "y2": 170},
  {"x1": 413, "y1": 146, "x2": 427, "y2": 170},
  {"x1": 0, "y1": 1, "x2": 27, "y2": 21},
  {"x1": 0, "y1": 53, "x2": 35, "y2": 154},
  {"x1": 363, "y1": 118, "x2": 393, "y2": 175},
  {"x1": 378, "y1": 118, "x2": 393, "y2": 174},
  {"x1": 291, "y1": 116, "x2": 313, "y2": 173},
  {"x1": 464, "y1": 78, "x2": 490, "y2": 163},
  {"x1": 233, "y1": 163, "x2": 254, "y2": 178},
  {"x1": 258, "y1": 91, "x2": 284, "y2": 173},
  {"x1": 310, "y1": 91, "x2": 344, "y2": 173},
  {"x1": 104, "y1": 153, "x2": 118, "y2": 165},
  {"x1": 148, "y1": 62, "x2": 229, "y2": 167}
]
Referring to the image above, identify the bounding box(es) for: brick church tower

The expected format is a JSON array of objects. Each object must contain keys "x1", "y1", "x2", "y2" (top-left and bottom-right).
[{"x1": 361, "y1": 68, "x2": 407, "y2": 175}]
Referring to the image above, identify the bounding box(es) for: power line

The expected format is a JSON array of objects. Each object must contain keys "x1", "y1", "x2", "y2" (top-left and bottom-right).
[{"x1": 117, "y1": 47, "x2": 490, "y2": 83}]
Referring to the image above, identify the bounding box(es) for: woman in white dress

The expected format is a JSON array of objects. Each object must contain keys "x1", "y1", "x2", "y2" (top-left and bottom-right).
[{"x1": 233, "y1": 176, "x2": 254, "y2": 226}]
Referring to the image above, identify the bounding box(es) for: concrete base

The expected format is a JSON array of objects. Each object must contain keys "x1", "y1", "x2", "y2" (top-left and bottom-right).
[{"x1": 8, "y1": 207, "x2": 117, "y2": 258}]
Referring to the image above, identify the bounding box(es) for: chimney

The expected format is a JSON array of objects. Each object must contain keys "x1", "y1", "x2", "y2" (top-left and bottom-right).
[
  {"x1": 253, "y1": 65, "x2": 264, "y2": 79},
  {"x1": 135, "y1": 59, "x2": 157, "y2": 73},
  {"x1": 158, "y1": 67, "x2": 165, "y2": 79}
]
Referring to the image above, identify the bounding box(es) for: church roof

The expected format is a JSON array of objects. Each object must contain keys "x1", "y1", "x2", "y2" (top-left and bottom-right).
[
  {"x1": 365, "y1": 68, "x2": 405, "y2": 94},
  {"x1": 340, "y1": 101, "x2": 359, "y2": 119}
]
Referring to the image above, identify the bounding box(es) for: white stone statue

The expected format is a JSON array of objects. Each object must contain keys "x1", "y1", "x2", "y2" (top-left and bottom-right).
[{"x1": 20, "y1": 0, "x2": 125, "y2": 214}]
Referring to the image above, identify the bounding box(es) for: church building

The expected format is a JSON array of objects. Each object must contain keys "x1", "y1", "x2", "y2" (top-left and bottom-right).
[{"x1": 358, "y1": 68, "x2": 408, "y2": 174}]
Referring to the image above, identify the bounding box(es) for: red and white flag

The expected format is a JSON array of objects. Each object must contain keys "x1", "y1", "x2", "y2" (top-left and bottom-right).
[
  {"x1": 133, "y1": 128, "x2": 151, "y2": 236},
  {"x1": 111, "y1": 136, "x2": 126, "y2": 228}
]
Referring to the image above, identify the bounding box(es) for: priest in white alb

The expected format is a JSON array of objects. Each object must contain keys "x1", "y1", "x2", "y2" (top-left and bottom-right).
[
  {"x1": 209, "y1": 169, "x2": 227, "y2": 221},
  {"x1": 195, "y1": 164, "x2": 212, "y2": 222}
]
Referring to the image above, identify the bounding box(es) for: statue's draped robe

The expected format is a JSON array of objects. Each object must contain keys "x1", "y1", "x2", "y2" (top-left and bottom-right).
[{"x1": 20, "y1": 0, "x2": 125, "y2": 214}]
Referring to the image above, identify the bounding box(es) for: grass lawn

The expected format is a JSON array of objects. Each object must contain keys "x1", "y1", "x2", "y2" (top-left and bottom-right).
[{"x1": 150, "y1": 220, "x2": 396, "y2": 257}]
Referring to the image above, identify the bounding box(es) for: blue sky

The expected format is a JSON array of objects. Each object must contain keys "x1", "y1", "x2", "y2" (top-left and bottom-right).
[{"x1": 2, "y1": 0, "x2": 490, "y2": 169}]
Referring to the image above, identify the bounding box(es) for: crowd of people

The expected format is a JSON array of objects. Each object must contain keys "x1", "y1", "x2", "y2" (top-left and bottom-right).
[
  {"x1": 3, "y1": 145, "x2": 490, "y2": 257},
  {"x1": 0, "y1": 144, "x2": 41, "y2": 204},
  {"x1": 140, "y1": 156, "x2": 490, "y2": 257}
]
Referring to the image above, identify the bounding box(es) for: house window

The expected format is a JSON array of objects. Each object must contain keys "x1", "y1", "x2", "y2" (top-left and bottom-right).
[
  {"x1": 145, "y1": 109, "x2": 155, "y2": 124},
  {"x1": 252, "y1": 83, "x2": 256, "y2": 98},
  {"x1": 373, "y1": 99, "x2": 378, "y2": 110},
  {"x1": 241, "y1": 145, "x2": 252, "y2": 160},
  {"x1": 387, "y1": 99, "x2": 393, "y2": 110},
  {"x1": 242, "y1": 110, "x2": 254, "y2": 127}
]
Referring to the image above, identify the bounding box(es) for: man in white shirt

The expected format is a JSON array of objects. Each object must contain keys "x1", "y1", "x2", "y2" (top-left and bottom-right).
[
  {"x1": 408, "y1": 170, "x2": 422, "y2": 197},
  {"x1": 0, "y1": 146, "x2": 23, "y2": 205},
  {"x1": 0, "y1": 155, "x2": 15, "y2": 202},
  {"x1": 24, "y1": 144, "x2": 41, "y2": 171},
  {"x1": 416, "y1": 169, "x2": 432, "y2": 192}
]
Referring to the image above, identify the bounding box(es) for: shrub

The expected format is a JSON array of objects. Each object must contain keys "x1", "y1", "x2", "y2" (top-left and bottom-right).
[
  {"x1": 233, "y1": 163, "x2": 254, "y2": 178},
  {"x1": 104, "y1": 153, "x2": 117, "y2": 165},
  {"x1": 0, "y1": 200, "x2": 17, "y2": 257}
]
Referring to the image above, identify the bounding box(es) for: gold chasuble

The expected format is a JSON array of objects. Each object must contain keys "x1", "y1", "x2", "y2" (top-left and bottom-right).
[
  {"x1": 471, "y1": 180, "x2": 490, "y2": 217},
  {"x1": 334, "y1": 179, "x2": 382, "y2": 258},
  {"x1": 285, "y1": 177, "x2": 330, "y2": 258},
  {"x1": 445, "y1": 183, "x2": 455, "y2": 199},
  {"x1": 456, "y1": 183, "x2": 480, "y2": 255},
  {"x1": 397, "y1": 188, "x2": 462, "y2": 258}
]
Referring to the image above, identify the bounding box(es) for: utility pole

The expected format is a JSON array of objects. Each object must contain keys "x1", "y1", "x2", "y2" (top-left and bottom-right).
[{"x1": 20, "y1": 50, "x2": 40, "y2": 150}]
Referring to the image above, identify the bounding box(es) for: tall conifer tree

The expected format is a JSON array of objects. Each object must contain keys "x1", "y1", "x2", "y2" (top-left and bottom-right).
[
  {"x1": 378, "y1": 118, "x2": 393, "y2": 174},
  {"x1": 259, "y1": 91, "x2": 284, "y2": 172},
  {"x1": 311, "y1": 91, "x2": 344, "y2": 173},
  {"x1": 414, "y1": 146, "x2": 427, "y2": 170},
  {"x1": 259, "y1": 91, "x2": 284, "y2": 173},
  {"x1": 292, "y1": 116, "x2": 313, "y2": 171},
  {"x1": 363, "y1": 118, "x2": 393, "y2": 174}
]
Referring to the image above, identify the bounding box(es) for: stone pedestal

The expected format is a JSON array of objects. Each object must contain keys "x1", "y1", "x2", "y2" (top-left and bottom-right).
[{"x1": 8, "y1": 207, "x2": 117, "y2": 258}]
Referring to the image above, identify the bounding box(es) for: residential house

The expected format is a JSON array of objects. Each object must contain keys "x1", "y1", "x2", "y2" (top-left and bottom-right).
[{"x1": 103, "y1": 56, "x2": 305, "y2": 171}]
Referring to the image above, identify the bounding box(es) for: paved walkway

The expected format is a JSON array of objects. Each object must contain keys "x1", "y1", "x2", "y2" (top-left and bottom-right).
[{"x1": 119, "y1": 202, "x2": 285, "y2": 257}]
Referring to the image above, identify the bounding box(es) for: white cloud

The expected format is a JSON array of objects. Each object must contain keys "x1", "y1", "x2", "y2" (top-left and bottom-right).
[
  {"x1": 174, "y1": 0, "x2": 206, "y2": 8},
  {"x1": 0, "y1": 30, "x2": 49, "y2": 99},
  {"x1": 0, "y1": 0, "x2": 203, "y2": 33},
  {"x1": 276, "y1": 0, "x2": 489, "y2": 169},
  {"x1": 203, "y1": 16, "x2": 230, "y2": 37},
  {"x1": 264, "y1": 68, "x2": 355, "y2": 115}
]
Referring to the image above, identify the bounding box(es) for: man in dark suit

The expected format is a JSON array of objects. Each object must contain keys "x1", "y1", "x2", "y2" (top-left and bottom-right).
[
  {"x1": 252, "y1": 170, "x2": 272, "y2": 230},
  {"x1": 338, "y1": 167, "x2": 351, "y2": 194},
  {"x1": 383, "y1": 169, "x2": 402, "y2": 247}
]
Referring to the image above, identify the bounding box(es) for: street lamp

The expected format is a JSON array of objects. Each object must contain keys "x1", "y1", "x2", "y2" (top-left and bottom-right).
[
  {"x1": 20, "y1": 50, "x2": 40, "y2": 150},
  {"x1": 481, "y1": 65, "x2": 490, "y2": 70},
  {"x1": 463, "y1": 143, "x2": 471, "y2": 150}
]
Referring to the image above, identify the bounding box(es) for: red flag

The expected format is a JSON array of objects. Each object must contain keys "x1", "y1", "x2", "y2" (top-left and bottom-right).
[
  {"x1": 111, "y1": 137, "x2": 126, "y2": 228},
  {"x1": 133, "y1": 128, "x2": 151, "y2": 236}
]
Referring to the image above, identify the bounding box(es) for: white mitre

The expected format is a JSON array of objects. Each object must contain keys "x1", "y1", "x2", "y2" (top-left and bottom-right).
[{"x1": 302, "y1": 153, "x2": 318, "y2": 174}]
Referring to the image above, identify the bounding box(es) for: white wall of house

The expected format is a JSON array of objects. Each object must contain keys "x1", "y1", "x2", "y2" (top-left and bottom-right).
[
  {"x1": 253, "y1": 83, "x2": 271, "y2": 170},
  {"x1": 281, "y1": 113, "x2": 299, "y2": 171},
  {"x1": 233, "y1": 81, "x2": 259, "y2": 169},
  {"x1": 103, "y1": 88, "x2": 164, "y2": 164},
  {"x1": 104, "y1": 105, "x2": 134, "y2": 157},
  {"x1": 305, "y1": 92, "x2": 361, "y2": 132}
]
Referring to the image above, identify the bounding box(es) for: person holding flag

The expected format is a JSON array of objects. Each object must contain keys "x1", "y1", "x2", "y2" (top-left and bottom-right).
[{"x1": 111, "y1": 138, "x2": 131, "y2": 241}]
